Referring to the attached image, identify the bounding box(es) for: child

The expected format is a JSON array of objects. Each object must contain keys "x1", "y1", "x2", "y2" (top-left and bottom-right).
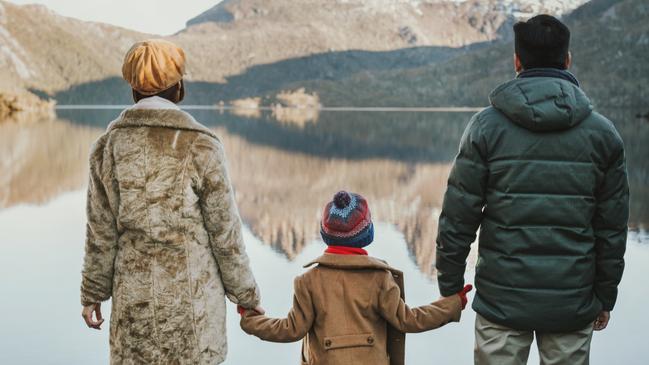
[{"x1": 239, "y1": 191, "x2": 472, "y2": 365}]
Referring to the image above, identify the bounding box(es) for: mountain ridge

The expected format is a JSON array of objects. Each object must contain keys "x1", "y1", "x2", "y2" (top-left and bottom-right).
[
  {"x1": 1, "y1": 0, "x2": 591, "y2": 102},
  {"x1": 0, "y1": 0, "x2": 147, "y2": 94},
  {"x1": 283, "y1": 0, "x2": 648, "y2": 108}
]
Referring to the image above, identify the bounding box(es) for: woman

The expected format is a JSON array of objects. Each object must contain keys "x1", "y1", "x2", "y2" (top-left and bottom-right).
[{"x1": 80, "y1": 39, "x2": 262, "y2": 365}]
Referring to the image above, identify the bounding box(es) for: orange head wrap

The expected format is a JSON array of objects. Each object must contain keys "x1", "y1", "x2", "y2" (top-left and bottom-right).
[{"x1": 122, "y1": 39, "x2": 186, "y2": 96}]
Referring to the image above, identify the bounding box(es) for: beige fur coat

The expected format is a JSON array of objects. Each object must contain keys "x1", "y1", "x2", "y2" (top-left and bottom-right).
[{"x1": 80, "y1": 108, "x2": 260, "y2": 364}]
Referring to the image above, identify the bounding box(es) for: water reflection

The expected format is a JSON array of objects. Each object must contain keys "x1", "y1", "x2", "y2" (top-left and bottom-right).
[
  {"x1": 55, "y1": 108, "x2": 470, "y2": 162},
  {"x1": 2, "y1": 108, "x2": 648, "y2": 273},
  {"x1": 0, "y1": 119, "x2": 99, "y2": 208},
  {"x1": 0, "y1": 112, "x2": 459, "y2": 275}
]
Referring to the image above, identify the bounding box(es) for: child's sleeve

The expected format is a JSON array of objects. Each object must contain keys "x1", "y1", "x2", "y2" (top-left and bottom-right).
[
  {"x1": 240, "y1": 275, "x2": 314, "y2": 342},
  {"x1": 377, "y1": 271, "x2": 462, "y2": 333}
]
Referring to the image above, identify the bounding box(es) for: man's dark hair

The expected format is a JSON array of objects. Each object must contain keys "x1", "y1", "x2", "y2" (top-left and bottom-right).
[
  {"x1": 132, "y1": 80, "x2": 185, "y2": 103},
  {"x1": 514, "y1": 15, "x2": 571, "y2": 70}
]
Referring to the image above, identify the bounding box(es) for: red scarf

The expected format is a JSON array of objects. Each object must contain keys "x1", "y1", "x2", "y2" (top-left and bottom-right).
[{"x1": 325, "y1": 246, "x2": 368, "y2": 255}]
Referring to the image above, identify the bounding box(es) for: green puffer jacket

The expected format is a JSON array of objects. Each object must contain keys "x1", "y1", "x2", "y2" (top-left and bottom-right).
[{"x1": 436, "y1": 76, "x2": 629, "y2": 332}]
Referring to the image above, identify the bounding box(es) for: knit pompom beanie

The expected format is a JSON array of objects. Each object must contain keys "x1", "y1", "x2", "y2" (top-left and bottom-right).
[{"x1": 320, "y1": 191, "x2": 373, "y2": 248}]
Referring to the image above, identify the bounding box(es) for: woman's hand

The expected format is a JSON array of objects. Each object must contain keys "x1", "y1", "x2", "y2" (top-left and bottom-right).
[
  {"x1": 237, "y1": 305, "x2": 266, "y2": 316},
  {"x1": 82, "y1": 303, "x2": 104, "y2": 330}
]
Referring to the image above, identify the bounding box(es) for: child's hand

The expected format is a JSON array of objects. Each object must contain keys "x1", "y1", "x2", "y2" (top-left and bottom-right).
[
  {"x1": 237, "y1": 305, "x2": 266, "y2": 316},
  {"x1": 237, "y1": 305, "x2": 247, "y2": 316},
  {"x1": 457, "y1": 284, "x2": 473, "y2": 310}
]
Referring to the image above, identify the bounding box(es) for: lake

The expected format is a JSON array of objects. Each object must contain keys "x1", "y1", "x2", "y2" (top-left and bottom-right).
[{"x1": 0, "y1": 107, "x2": 647, "y2": 364}]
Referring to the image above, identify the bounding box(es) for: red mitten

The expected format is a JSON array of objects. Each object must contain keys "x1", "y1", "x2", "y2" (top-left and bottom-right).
[
  {"x1": 458, "y1": 284, "x2": 473, "y2": 309},
  {"x1": 237, "y1": 305, "x2": 246, "y2": 316}
]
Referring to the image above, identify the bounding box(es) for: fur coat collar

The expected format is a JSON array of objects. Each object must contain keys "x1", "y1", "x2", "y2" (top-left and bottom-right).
[{"x1": 108, "y1": 108, "x2": 217, "y2": 140}]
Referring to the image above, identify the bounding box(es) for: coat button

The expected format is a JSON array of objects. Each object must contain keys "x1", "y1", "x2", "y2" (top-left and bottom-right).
[
  {"x1": 367, "y1": 336, "x2": 374, "y2": 344},
  {"x1": 324, "y1": 340, "x2": 332, "y2": 347}
]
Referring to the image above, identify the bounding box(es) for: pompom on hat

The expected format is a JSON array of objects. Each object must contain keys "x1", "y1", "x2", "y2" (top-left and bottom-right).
[
  {"x1": 320, "y1": 191, "x2": 374, "y2": 248},
  {"x1": 122, "y1": 39, "x2": 186, "y2": 96}
]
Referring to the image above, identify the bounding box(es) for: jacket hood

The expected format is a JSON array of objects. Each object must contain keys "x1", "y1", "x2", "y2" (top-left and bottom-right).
[{"x1": 489, "y1": 77, "x2": 593, "y2": 132}]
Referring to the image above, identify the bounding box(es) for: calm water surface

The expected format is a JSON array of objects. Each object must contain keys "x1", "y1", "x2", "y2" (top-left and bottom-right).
[{"x1": 0, "y1": 108, "x2": 647, "y2": 364}]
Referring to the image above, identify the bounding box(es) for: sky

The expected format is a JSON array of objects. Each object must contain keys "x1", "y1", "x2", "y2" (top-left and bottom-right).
[{"x1": 8, "y1": 0, "x2": 223, "y2": 35}]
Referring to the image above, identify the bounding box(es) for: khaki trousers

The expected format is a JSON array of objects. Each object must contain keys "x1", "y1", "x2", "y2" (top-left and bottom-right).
[{"x1": 474, "y1": 314, "x2": 594, "y2": 365}]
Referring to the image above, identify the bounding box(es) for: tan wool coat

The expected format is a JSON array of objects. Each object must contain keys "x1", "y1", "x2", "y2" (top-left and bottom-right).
[
  {"x1": 241, "y1": 254, "x2": 462, "y2": 365},
  {"x1": 80, "y1": 108, "x2": 260, "y2": 365}
]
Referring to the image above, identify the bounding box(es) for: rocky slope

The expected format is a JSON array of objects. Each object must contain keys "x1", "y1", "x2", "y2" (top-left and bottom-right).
[
  {"x1": 1, "y1": 0, "x2": 588, "y2": 104},
  {"x1": 298, "y1": 0, "x2": 649, "y2": 107},
  {"x1": 0, "y1": 1, "x2": 146, "y2": 95},
  {"x1": 177, "y1": 0, "x2": 584, "y2": 82}
]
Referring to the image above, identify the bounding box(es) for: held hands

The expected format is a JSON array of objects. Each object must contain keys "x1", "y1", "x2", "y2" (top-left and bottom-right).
[
  {"x1": 457, "y1": 284, "x2": 473, "y2": 310},
  {"x1": 82, "y1": 303, "x2": 104, "y2": 330},
  {"x1": 237, "y1": 305, "x2": 266, "y2": 316}
]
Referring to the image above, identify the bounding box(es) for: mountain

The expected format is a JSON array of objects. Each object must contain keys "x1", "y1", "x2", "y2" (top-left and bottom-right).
[
  {"x1": 188, "y1": 1, "x2": 588, "y2": 31},
  {"x1": 1, "y1": 0, "x2": 589, "y2": 106},
  {"x1": 0, "y1": 1, "x2": 146, "y2": 94},
  {"x1": 7, "y1": 0, "x2": 644, "y2": 110},
  {"x1": 176, "y1": 0, "x2": 588, "y2": 83},
  {"x1": 294, "y1": 0, "x2": 649, "y2": 108}
]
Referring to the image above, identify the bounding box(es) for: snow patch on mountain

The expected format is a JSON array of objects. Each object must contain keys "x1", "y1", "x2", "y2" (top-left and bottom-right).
[
  {"x1": 502, "y1": 0, "x2": 590, "y2": 17},
  {"x1": 447, "y1": 0, "x2": 590, "y2": 16},
  {"x1": 325, "y1": 0, "x2": 589, "y2": 19}
]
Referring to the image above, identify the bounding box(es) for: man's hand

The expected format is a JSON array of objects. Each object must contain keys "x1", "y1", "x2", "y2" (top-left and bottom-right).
[
  {"x1": 594, "y1": 311, "x2": 610, "y2": 331},
  {"x1": 82, "y1": 303, "x2": 104, "y2": 330}
]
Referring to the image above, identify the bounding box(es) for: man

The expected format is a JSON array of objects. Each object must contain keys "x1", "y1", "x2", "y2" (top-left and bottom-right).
[
  {"x1": 436, "y1": 15, "x2": 629, "y2": 365},
  {"x1": 80, "y1": 39, "x2": 263, "y2": 364}
]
